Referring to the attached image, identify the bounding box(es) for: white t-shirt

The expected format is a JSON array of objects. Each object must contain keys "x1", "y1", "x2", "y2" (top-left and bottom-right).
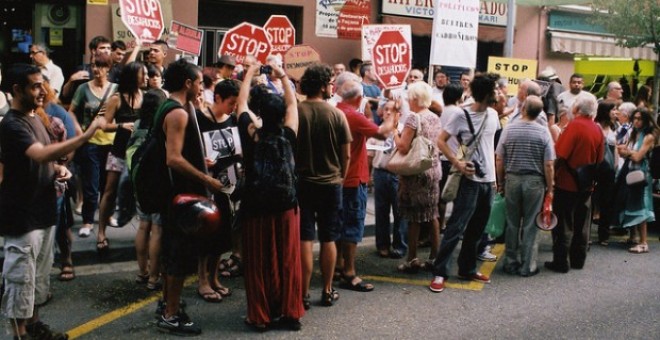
[
  {"x1": 557, "y1": 90, "x2": 587, "y2": 111},
  {"x1": 432, "y1": 87, "x2": 445, "y2": 107},
  {"x1": 442, "y1": 106, "x2": 498, "y2": 183},
  {"x1": 439, "y1": 104, "x2": 463, "y2": 159}
]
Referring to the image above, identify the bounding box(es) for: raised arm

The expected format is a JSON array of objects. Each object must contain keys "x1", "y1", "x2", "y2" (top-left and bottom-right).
[
  {"x1": 25, "y1": 116, "x2": 104, "y2": 163},
  {"x1": 236, "y1": 64, "x2": 262, "y2": 129}
]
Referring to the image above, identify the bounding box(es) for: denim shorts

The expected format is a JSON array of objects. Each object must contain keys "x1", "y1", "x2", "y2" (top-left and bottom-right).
[
  {"x1": 298, "y1": 181, "x2": 342, "y2": 242},
  {"x1": 1, "y1": 226, "x2": 55, "y2": 319},
  {"x1": 341, "y1": 184, "x2": 368, "y2": 243}
]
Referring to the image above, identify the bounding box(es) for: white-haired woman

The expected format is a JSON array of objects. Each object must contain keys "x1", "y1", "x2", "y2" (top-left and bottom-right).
[{"x1": 394, "y1": 81, "x2": 442, "y2": 272}]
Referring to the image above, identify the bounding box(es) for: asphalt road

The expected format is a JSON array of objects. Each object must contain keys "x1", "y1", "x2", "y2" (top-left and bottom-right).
[{"x1": 33, "y1": 230, "x2": 660, "y2": 340}]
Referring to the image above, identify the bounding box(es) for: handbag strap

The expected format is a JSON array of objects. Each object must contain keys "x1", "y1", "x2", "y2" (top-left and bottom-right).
[
  {"x1": 462, "y1": 109, "x2": 487, "y2": 148},
  {"x1": 94, "y1": 83, "x2": 114, "y2": 116}
]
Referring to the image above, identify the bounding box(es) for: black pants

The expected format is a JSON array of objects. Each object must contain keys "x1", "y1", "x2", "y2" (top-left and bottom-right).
[{"x1": 552, "y1": 189, "x2": 592, "y2": 268}]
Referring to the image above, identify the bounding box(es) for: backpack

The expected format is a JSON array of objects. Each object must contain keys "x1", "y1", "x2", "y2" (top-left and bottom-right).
[
  {"x1": 130, "y1": 100, "x2": 182, "y2": 214},
  {"x1": 243, "y1": 129, "x2": 297, "y2": 214}
]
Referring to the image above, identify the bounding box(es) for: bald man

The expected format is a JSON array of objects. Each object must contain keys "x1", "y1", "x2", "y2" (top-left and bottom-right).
[{"x1": 509, "y1": 80, "x2": 547, "y2": 126}]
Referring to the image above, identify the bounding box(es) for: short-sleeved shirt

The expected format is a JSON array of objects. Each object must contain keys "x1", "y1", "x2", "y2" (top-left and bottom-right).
[
  {"x1": 337, "y1": 102, "x2": 379, "y2": 188},
  {"x1": 71, "y1": 82, "x2": 117, "y2": 145},
  {"x1": 555, "y1": 115, "x2": 604, "y2": 192},
  {"x1": 296, "y1": 100, "x2": 353, "y2": 185},
  {"x1": 496, "y1": 120, "x2": 555, "y2": 177},
  {"x1": 442, "y1": 106, "x2": 498, "y2": 183},
  {"x1": 45, "y1": 102, "x2": 75, "y2": 140},
  {"x1": 439, "y1": 105, "x2": 463, "y2": 159},
  {"x1": 362, "y1": 82, "x2": 381, "y2": 113},
  {"x1": 0, "y1": 110, "x2": 56, "y2": 236}
]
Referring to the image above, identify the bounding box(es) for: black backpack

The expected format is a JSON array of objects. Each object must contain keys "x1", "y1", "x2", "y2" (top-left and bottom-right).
[
  {"x1": 243, "y1": 129, "x2": 297, "y2": 214},
  {"x1": 130, "y1": 100, "x2": 182, "y2": 213}
]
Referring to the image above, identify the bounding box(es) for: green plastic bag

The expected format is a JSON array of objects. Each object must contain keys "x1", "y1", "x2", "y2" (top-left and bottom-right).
[{"x1": 485, "y1": 193, "x2": 506, "y2": 238}]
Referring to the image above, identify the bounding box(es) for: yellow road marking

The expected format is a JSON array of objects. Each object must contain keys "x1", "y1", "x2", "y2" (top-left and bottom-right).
[
  {"x1": 363, "y1": 243, "x2": 504, "y2": 291},
  {"x1": 67, "y1": 276, "x2": 197, "y2": 339}
]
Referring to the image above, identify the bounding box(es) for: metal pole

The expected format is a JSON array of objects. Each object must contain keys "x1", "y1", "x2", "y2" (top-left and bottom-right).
[{"x1": 504, "y1": 0, "x2": 517, "y2": 57}]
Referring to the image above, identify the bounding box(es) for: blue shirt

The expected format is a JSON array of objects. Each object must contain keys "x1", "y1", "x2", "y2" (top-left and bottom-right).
[{"x1": 45, "y1": 103, "x2": 76, "y2": 140}]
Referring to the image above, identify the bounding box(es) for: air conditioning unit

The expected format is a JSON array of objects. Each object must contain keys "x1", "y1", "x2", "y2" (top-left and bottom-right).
[{"x1": 39, "y1": 4, "x2": 77, "y2": 29}]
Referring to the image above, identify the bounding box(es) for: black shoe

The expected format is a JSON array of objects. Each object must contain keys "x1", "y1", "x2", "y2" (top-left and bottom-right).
[
  {"x1": 570, "y1": 262, "x2": 584, "y2": 270},
  {"x1": 155, "y1": 299, "x2": 188, "y2": 318},
  {"x1": 521, "y1": 268, "x2": 540, "y2": 277},
  {"x1": 302, "y1": 294, "x2": 311, "y2": 310},
  {"x1": 276, "y1": 317, "x2": 302, "y2": 331},
  {"x1": 26, "y1": 321, "x2": 68, "y2": 340},
  {"x1": 389, "y1": 250, "x2": 405, "y2": 259},
  {"x1": 321, "y1": 288, "x2": 339, "y2": 306},
  {"x1": 157, "y1": 312, "x2": 202, "y2": 336},
  {"x1": 544, "y1": 261, "x2": 569, "y2": 273}
]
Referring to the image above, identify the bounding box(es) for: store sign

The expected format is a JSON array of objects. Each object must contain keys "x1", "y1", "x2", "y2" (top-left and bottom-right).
[
  {"x1": 361, "y1": 24, "x2": 411, "y2": 62},
  {"x1": 429, "y1": 0, "x2": 479, "y2": 68},
  {"x1": 219, "y1": 22, "x2": 272, "y2": 64},
  {"x1": 548, "y1": 11, "x2": 607, "y2": 34},
  {"x1": 118, "y1": 0, "x2": 164, "y2": 44},
  {"x1": 316, "y1": 0, "x2": 371, "y2": 39},
  {"x1": 372, "y1": 30, "x2": 411, "y2": 89},
  {"x1": 382, "y1": 0, "x2": 507, "y2": 26},
  {"x1": 487, "y1": 56, "x2": 537, "y2": 94},
  {"x1": 111, "y1": 0, "x2": 172, "y2": 50},
  {"x1": 283, "y1": 45, "x2": 321, "y2": 80},
  {"x1": 168, "y1": 20, "x2": 203, "y2": 56}
]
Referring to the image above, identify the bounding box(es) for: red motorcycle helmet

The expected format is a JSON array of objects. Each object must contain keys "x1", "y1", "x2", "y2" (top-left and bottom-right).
[{"x1": 171, "y1": 194, "x2": 221, "y2": 237}]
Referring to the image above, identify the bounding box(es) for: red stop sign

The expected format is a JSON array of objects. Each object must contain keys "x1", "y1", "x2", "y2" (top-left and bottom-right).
[
  {"x1": 118, "y1": 0, "x2": 164, "y2": 44},
  {"x1": 264, "y1": 15, "x2": 295, "y2": 54},
  {"x1": 219, "y1": 22, "x2": 272, "y2": 65},
  {"x1": 372, "y1": 30, "x2": 411, "y2": 89}
]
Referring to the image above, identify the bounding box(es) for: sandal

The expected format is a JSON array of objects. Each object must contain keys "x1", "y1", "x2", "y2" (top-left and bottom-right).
[
  {"x1": 628, "y1": 243, "x2": 649, "y2": 254},
  {"x1": 321, "y1": 288, "x2": 340, "y2": 306},
  {"x1": 244, "y1": 318, "x2": 268, "y2": 332},
  {"x1": 333, "y1": 267, "x2": 343, "y2": 281},
  {"x1": 397, "y1": 258, "x2": 421, "y2": 274},
  {"x1": 303, "y1": 294, "x2": 311, "y2": 310},
  {"x1": 420, "y1": 259, "x2": 434, "y2": 272},
  {"x1": 96, "y1": 238, "x2": 109, "y2": 252},
  {"x1": 58, "y1": 263, "x2": 75, "y2": 281},
  {"x1": 340, "y1": 274, "x2": 374, "y2": 292},
  {"x1": 212, "y1": 285, "x2": 232, "y2": 297},
  {"x1": 197, "y1": 289, "x2": 223, "y2": 303},
  {"x1": 135, "y1": 273, "x2": 149, "y2": 284},
  {"x1": 219, "y1": 254, "x2": 242, "y2": 278}
]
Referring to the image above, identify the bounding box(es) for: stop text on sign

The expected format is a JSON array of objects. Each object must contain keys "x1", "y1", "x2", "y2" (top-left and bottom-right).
[
  {"x1": 122, "y1": 0, "x2": 159, "y2": 17},
  {"x1": 375, "y1": 43, "x2": 408, "y2": 65},
  {"x1": 226, "y1": 35, "x2": 269, "y2": 57}
]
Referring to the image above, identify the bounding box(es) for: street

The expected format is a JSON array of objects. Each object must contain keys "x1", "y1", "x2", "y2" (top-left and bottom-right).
[{"x1": 35, "y1": 229, "x2": 660, "y2": 339}]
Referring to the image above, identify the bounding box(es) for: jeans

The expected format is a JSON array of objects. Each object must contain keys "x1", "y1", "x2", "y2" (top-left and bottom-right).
[
  {"x1": 503, "y1": 174, "x2": 545, "y2": 275},
  {"x1": 341, "y1": 184, "x2": 368, "y2": 243},
  {"x1": 432, "y1": 177, "x2": 494, "y2": 278},
  {"x1": 75, "y1": 143, "x2": 111, "y2": 224},
  {"x1": 373, "y1": 168, "x2": 407, "y2": 253},
  {"x1": 552, "y1": 188, "x2": 591, "y2": 268}
]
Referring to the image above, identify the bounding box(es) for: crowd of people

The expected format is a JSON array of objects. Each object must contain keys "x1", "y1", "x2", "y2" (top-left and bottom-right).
[{"x1": 0, "y1": 35, "x2": 657, "y2": 339}]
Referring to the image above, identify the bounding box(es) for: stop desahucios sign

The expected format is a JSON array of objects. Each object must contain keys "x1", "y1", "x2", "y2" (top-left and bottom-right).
[
  {"x1": 219, "y1": 22, "x2": 272, "y2": 65},
  {"x1": 118, "y1": 0, "x2": 164, "y2": 43},
  {"x1": 372, "y1": 30, "x2": 411, "y2": 89}
]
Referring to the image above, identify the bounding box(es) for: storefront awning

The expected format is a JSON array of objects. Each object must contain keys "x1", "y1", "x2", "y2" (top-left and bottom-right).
[{"x1": 549, "y1": 30, "x2": 657, "y2": 60}]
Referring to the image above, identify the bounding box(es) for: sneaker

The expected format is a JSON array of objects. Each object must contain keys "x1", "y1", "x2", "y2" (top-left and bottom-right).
[
  {"x1": 155, "y1": 299, "x2": 187, "y2": 319},
  {"x1": 78, "y1": 225, "x2": 92, "y2": 238},
  {"x1": 157, "y1": 312, "x2": 201, "y2": 336},
  {"x1": 26, "y1": 321, "x2": 68, "y2": 340},
  {"x1": 477, "y1": 246, "x2": 497, "y2": 262},
  {"x1": 108, "y1": 217, "x2": 119, "y2": 228},
  {"x1": 429, "y1": 276, "x2": 445, "y2": 293},
  {"x1": 458, "y1": 272, "x2": 491, "y2": 283}
]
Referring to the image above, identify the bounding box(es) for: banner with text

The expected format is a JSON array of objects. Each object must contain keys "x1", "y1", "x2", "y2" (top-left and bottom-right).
[
  {"x1": 429, "y1": 0, "x2": 479, "y2": 68},
  {"x1": 168, "y1": 20, "x2": 203, "y2": 56},
  {"x1": 361, "y1": 24, "x2": 411, "y2": 62},
  {"x1": 316, "y1": 0, "x2": 370, "y2": 39},
  {"x1": 382, "y1": 0, "x2": 507, "y2": 26},
  {"x1": 487, "y1": 56, "x2": 537, "y2": 94}
]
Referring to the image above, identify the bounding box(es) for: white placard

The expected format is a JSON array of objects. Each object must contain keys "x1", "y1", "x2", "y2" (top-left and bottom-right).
[
  {"x1": 381, "y1": 0, "x2": 507, "y2": 27},
  {"x1": 315, "y1": 0, "x2": 345, "y2": 38},
  {"x1": 361, "y1": 24, "x2": 411, "y2": 62},
  {"x1": 429, "y1": 0, "x2": 480, "y2": 68},
  {"x1": 202, "y1": 127, "x2": 242, "y2": 161}
]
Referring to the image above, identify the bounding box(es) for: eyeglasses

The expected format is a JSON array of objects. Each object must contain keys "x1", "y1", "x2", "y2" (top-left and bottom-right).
[{"x1": 29, "y1": 50, "x2": 44, "y2": 56}]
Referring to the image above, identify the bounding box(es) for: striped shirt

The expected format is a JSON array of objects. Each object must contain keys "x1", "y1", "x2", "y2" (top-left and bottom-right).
[{"x1": 496, "y1": 120, "x2": 555, "y2": 176}]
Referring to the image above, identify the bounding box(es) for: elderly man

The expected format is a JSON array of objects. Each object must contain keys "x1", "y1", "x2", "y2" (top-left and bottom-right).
[
  {"x1": 29, "y1": 43, "x2": 64, "y2": 96},
  {"x1": 496, "y1": 96, "x2": 555, "y2": 277},
  {"x1": 557, "y1": 73, "x2": 588, "y2": 111},
  {"x1": 336, "y1": 79, "x2": 396, "y2": 293},
  {"x1": 602, "y1": 81, "x2": 624, "y2": 103},
  {"x1": 546, "y1": 93, "x2": 603, "y2": 273},
  {"x1": 509, "y1": 79, "x2": 547, "y2": 125},
  {"x1": 615, "y1": 102, "x2": 637, "y2": 145}
]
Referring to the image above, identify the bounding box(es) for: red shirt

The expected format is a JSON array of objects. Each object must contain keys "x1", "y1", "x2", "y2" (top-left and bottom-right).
[
  {"x1": 555, "y1": 115, "x2": 604, "y2": 192},
  {"x1": 337, "y1": 102, "x2": 380, "y2": 188}
]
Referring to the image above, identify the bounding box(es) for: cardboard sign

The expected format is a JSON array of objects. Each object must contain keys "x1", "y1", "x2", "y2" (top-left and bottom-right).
[
  {"x1": 487, "y1": 56, "x2": 538, "y2": 94},
  {"x1": 202, "y1": 127, "x2": 243, "y2": 161},
  {"x1": 111, "y1": 0, "x2": 171, "y2": 50},
  {"x1": 283, "y1": 45, "x2": 321, "y2": 81},
  {"x1": 372, "y1": 30, "x2": 411, "y2": 89},
  {"x1": 168, "y1": 20, "x2": 203, "y2": 56},
  {"x1": 429, "y1": 0, "x2": 480, "y2": 68},
  {"x1": 361, "y1": 24, "x2": 411, "y2": 62},
  {"x1": 337, "y1": 0, "x2": 371, "y2": 40},
  {"x1": 219, "y1": 22, "x2": 272, "y2": 64},
  {"x1": 118, "y1": 0, "x2": 164, "y2": 44}
]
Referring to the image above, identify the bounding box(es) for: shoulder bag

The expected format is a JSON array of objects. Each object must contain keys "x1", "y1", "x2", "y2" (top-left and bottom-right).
[
  {"x1": 441, "y1": 110, "x2": 488, "y2": 202},
  {"x1": 385, "y1": 113, "x2": 435, "y2": 176}
]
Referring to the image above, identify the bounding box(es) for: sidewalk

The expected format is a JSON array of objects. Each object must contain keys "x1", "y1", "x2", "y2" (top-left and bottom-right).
[{"x1": 0, "y1": 193, "x2": 378, "y2": 266}]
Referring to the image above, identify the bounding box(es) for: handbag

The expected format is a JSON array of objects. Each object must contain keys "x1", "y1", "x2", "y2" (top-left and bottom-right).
[
  {"x1": 441, "y1": 110, "x2": 488, "y2": 202},
  {"x1": 625, "y1": 159, "x2": 646, "y2": 187},
  {"x1": 385, "y1": 114, "x2": 435, "y2": 176}
]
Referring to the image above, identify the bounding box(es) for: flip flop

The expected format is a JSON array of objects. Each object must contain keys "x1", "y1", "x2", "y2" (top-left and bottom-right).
[
  {"x1": 339, "y1": 274, "x2": 374, "y2": 292},
  {"x1": 58, "y1": 264, "x2": 75, "y2": 282},
  {"x1": 197, "y1": 290, "x2": 223, "y2": 303},
  {"x1": 212, "y1": 285, "x2": 232, "y2": 297}
]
